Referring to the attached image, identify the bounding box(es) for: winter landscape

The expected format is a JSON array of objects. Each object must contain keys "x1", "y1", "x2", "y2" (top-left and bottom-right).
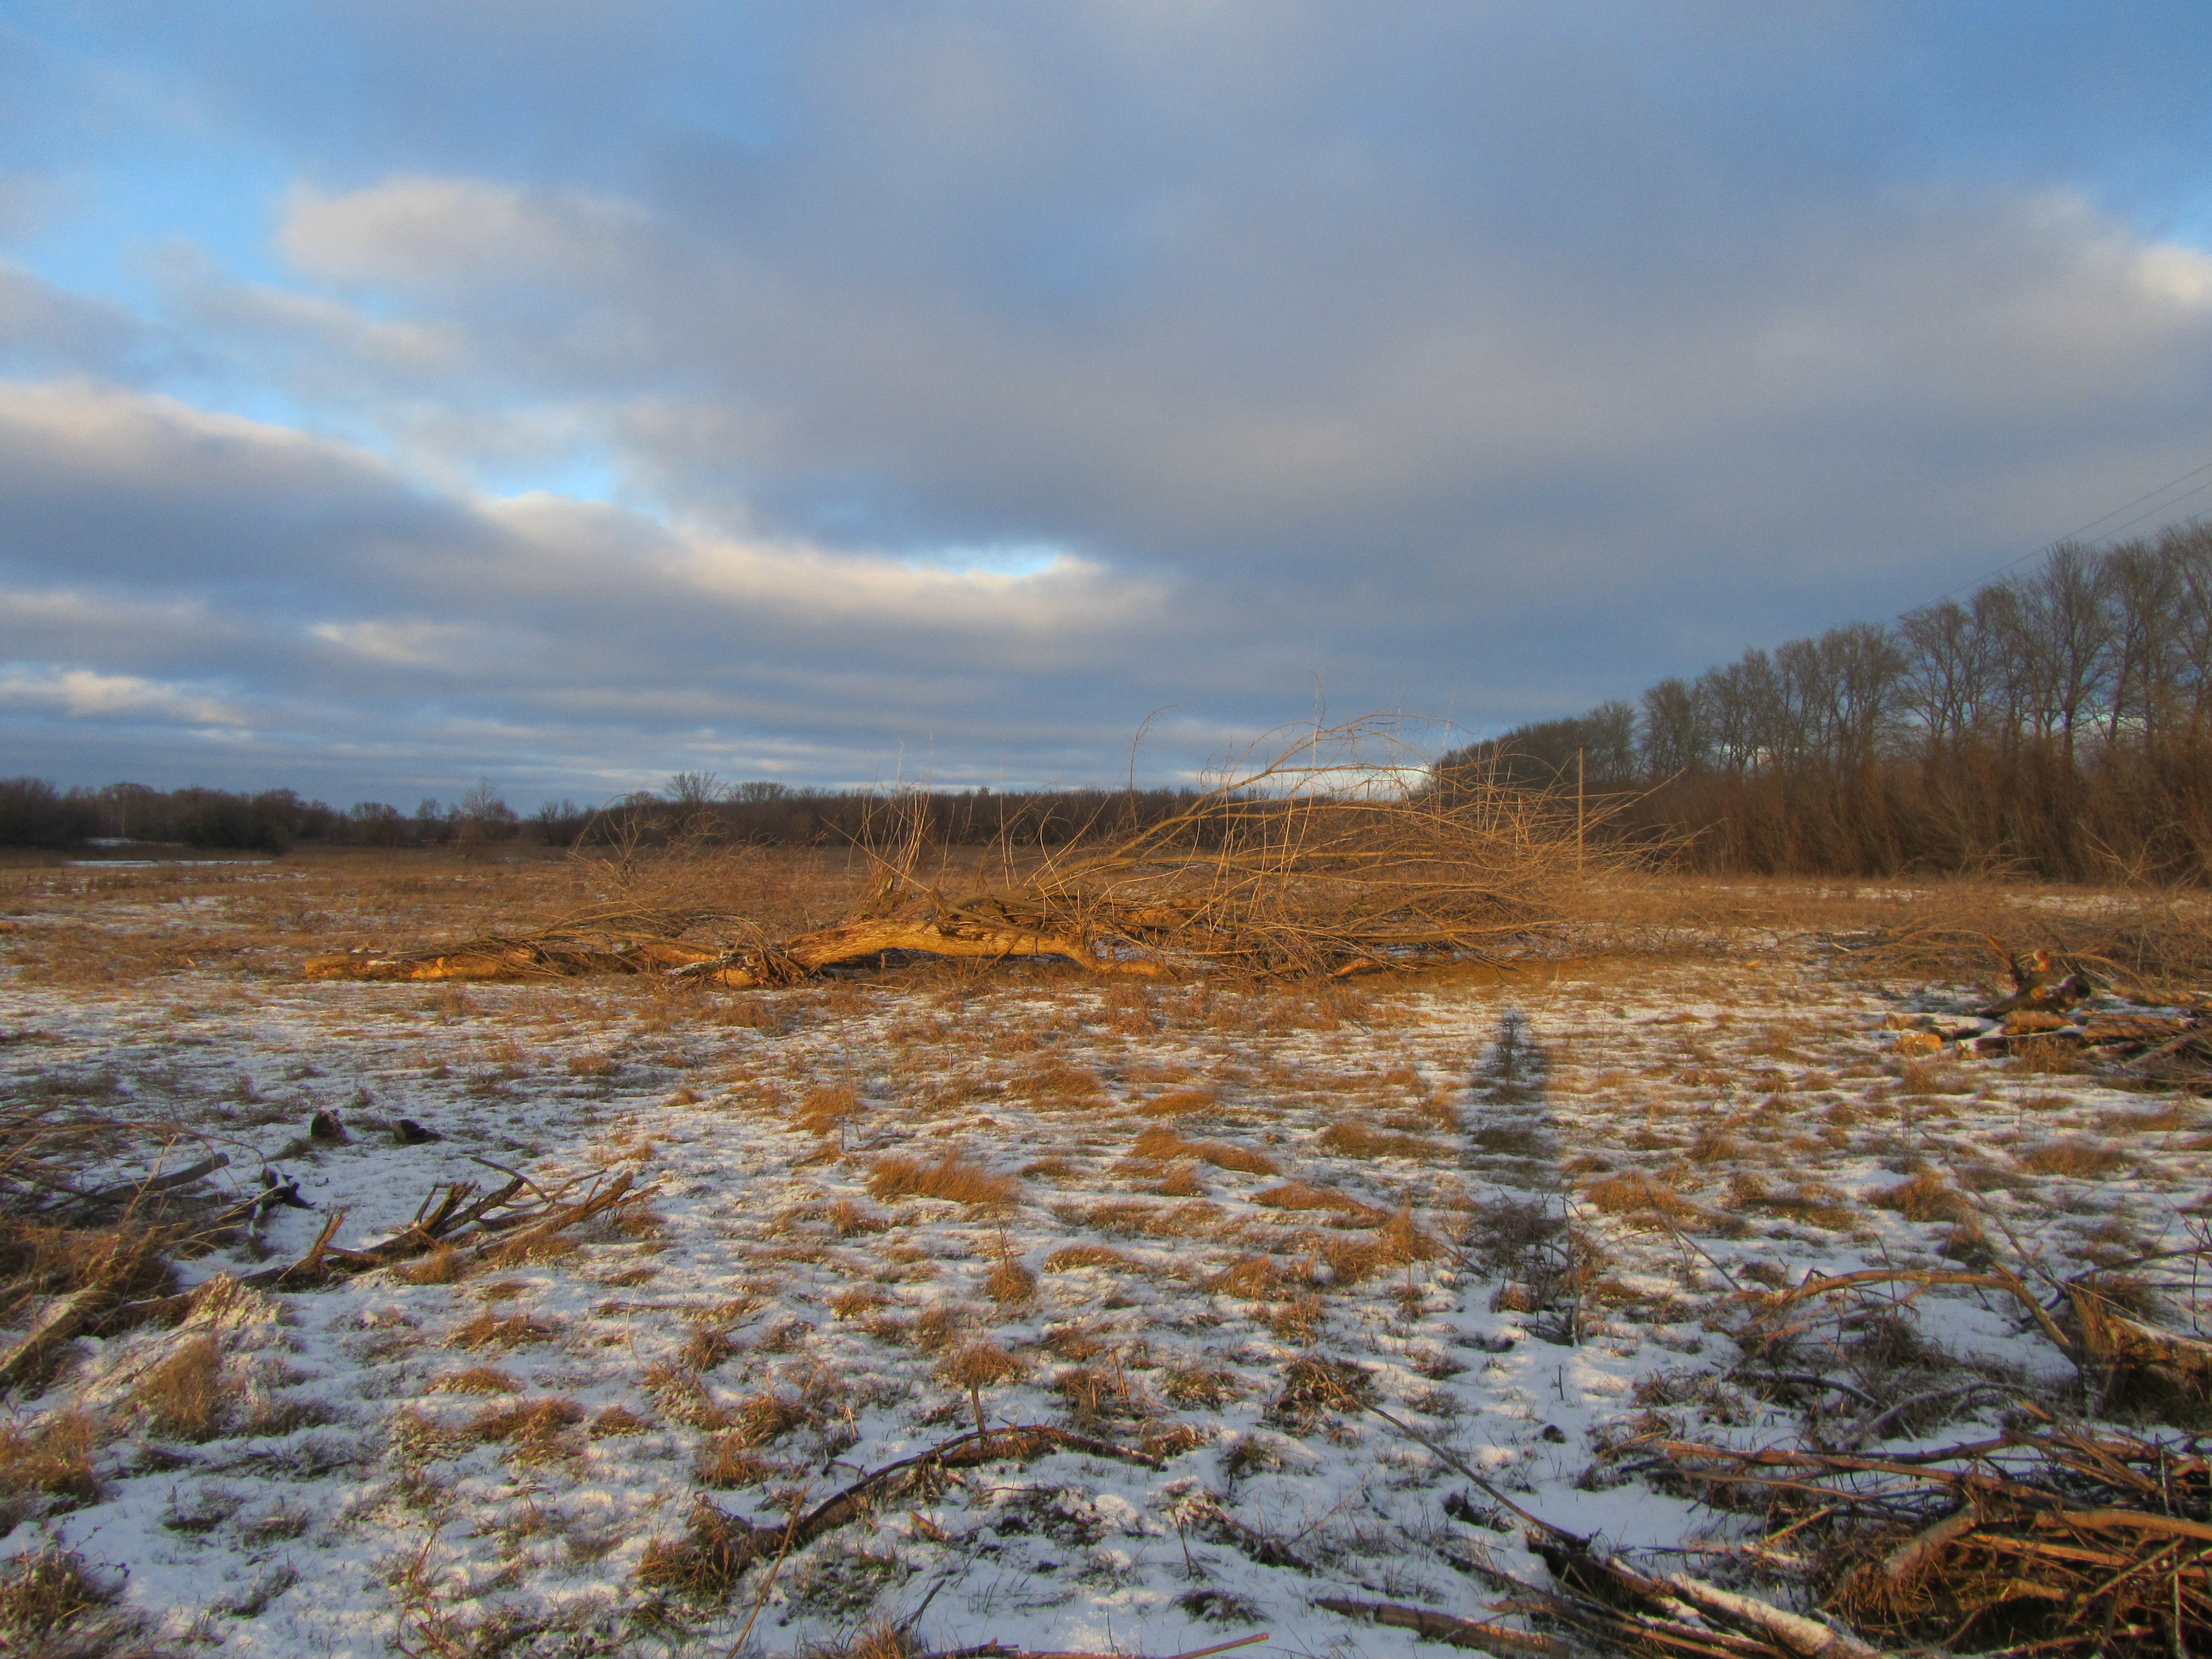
[{"x1": 4, "y1": 843, "x2": 2208, "y2": 1658}]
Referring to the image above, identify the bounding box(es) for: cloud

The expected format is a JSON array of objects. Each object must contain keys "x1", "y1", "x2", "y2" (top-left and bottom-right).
[
  {"x1": 5, "y1": 4, "x2": 2212, "y2": 795},
  {"x1": 0, "y1": 663, "x2": 245, "y2": 726},
  {"x1": 0, "y1": 261, "x2": 158, "y2": 378}
]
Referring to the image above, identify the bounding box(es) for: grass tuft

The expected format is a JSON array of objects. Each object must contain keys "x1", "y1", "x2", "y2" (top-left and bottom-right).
[{"x1": 867, "y1": 1153, "x2": 1017, "y2": 1208}]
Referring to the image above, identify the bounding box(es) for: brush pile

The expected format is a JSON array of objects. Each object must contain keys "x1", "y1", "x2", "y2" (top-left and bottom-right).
[
  {"x1": 1566, "y1": 1241, "x2": 2212, "y2": 1658},
  {"x1": 1653, "y1": 1420, "x2": 2209, "y2": 1656},
  {"x1": 307, "y1": 721, "x2": 1613, "y2": 987}
]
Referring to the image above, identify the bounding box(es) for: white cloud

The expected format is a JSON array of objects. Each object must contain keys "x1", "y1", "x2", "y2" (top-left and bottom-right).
[{"x1": 0, "y1": 664, "x2": 246, "y2": 727}]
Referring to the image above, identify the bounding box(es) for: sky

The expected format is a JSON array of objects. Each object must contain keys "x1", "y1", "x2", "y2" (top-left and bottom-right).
[{"x1": 5, "y1": 2, "x2": 2212, "y2": 807}]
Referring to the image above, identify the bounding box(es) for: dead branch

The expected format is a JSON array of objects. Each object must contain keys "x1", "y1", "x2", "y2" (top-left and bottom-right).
[
  {"x1": 642, "y1": 1424, "x2": 1166, "y2": 1592},
  {"x1": 306, "y1": 717, "x2": 1620, "y2": 989}
]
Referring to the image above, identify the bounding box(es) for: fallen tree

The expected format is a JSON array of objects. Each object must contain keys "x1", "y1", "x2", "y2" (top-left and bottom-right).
[{"x1": 308, "y1": 720, "x2": 1627, "y2": 988}]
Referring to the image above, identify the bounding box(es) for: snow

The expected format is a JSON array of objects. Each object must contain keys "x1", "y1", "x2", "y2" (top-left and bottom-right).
[{"x1": 3, "y1": 874, "x2": 2208, "y2": 1657}]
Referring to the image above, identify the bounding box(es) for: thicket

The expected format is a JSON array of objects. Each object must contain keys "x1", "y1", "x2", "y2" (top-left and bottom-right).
[{"x1": 1441, "y1": 520, "x2": 2212, "y2": 882}]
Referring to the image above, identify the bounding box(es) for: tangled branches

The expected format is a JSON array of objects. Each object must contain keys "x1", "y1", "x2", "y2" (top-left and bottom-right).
[{"x1": 308, "y1": 719, "x2": 1625, "y2": 988}]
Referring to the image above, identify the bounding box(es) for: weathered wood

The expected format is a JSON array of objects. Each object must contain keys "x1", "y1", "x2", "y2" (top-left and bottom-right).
[{"x1": 693, "y1": 917, "x2": 1167, "y2": 986}]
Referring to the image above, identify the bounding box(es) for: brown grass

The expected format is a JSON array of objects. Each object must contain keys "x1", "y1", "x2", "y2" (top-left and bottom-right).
[
  {"x1": 467, "y1": 1397, "x2": 585, "y2": 1462},
  {"x1": 1250, "y1": 1181, "x2": 1389, "y2": 1222},
  {"x1": 643, "y1": 1362, "x2": 728, "y2": 1430},
  {"x1": 2017, "y1": 1139, "x2": 2128, "y2": 1177},
  {"x1": 1868, "y1": 1171, "x2": 1970, "y2": 1223},
  {"x1": 1161, "y1": 1362, "x2": 1245, "y2": 1409},
  {"x1": 723, "y1": 1388, "x2": 811, "y2": 1448},
  {"x1": 0, "y1": 1410, "x2": 101, "y2": 1515},
  {"x1": 695, "y1": 1433, "x2": 777, "y2": 1487},
  {"x1": 1043, "y1": 1245, "x2": 1142, "y2": 1273},
  {"x1": 827, "y1": 1286, "x2": 894, "y2": 1319},
  {"x1": 984, "y1": 1256, "x2": 1037, "y2": 1306},
  {"x1": 1583, "y1": 1174, "x2": 1702, "y2": 1223},
  {"x1": 451, "y1": 1309, "x2": 562, "y2": 1351},
  {"x1": 795, "y1": 1084, "x2": 863, "y2": 1137},
  {"x1": 431, "y1": 1365, "x2": 520, "y2": 1394},
  {"x1": 135, "y1": 1335, "x2": 226, "y2": 1440},
  {"x1": 1057, "y1": 1203, "x2": 1221, "y2": 1239},
  {"x1": 1130, "y1": 1125, "x2": 1278, "y2": 1176},
  {"x1": 636, "y1": 1499, "x2": 750, "y2": 1603},
  {"x1": 938, "y1": 1340, "x2": 1025, "y2": 1392},
  {"x1": 1206, "y1": 1253, "x2": 1286, "y2": 1299},
  {"x1": 591, "y1": 1405, "x2": 652, "y2": 1437},
  {"x1": 1317, "y1": 1120, "x2": 1443, "y2": 1160},
  {"x1": 1139, "y1": 1088, "x2": 1219, "y2": 1119},
  {"x1": 866, "y1": 1153, "x2": 1017, "y2": 1208},
  {"x1": 395, "y1": 1244, "x2": 463, "y2": 1285},
  {"x1": 0, "y1": 1548, "x2": 162, "y2": 1657}
]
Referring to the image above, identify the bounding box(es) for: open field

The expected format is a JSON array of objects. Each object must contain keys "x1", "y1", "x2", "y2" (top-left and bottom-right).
[{"x1": 2, "y1": 852, "x2": 2209, "y2": 1657}]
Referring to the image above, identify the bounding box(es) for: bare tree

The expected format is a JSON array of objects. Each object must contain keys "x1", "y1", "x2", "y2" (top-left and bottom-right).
[{"x1": 1639, "y1": 678, "x2": 1706, "y2": 778}]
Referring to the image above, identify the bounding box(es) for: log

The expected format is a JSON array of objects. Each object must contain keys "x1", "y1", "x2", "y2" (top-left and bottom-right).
[
  {"x1": 1661, "y1": 1575, "x2": 1888, "y2": 1659},
  {"x1": 690, "y1": 917, "x2": 1168, "y2": 986}
]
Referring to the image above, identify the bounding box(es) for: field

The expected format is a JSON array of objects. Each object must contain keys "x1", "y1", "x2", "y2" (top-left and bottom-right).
[{"x1": 2, "y1": 849, "x2": 2208, "y2": 1658}]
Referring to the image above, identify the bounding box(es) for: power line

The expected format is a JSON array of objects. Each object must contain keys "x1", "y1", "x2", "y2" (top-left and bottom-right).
[{"x1": 1926, "y1": 450, "x2": 2212, "y2": 606}]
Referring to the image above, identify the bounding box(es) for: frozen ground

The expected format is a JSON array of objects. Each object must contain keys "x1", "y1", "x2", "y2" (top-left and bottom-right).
[{"x1": 2, "y1": 862, "x2": 2208, "y2": 1656}]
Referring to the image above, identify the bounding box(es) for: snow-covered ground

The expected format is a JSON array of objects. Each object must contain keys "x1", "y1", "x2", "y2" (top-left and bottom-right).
[{"x1": 3, "y1": 861, "x2": 2207, "y2": 1656}]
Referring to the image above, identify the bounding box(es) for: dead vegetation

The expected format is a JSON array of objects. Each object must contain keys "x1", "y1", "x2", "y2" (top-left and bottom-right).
[{"x1": 303, "y1": 718, "x2": 1620, "y2": 992}]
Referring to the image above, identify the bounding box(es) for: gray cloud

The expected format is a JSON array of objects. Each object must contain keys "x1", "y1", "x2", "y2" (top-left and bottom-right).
[{"x1": 5, "y1": 4, "x2": 2212, "y2": 796}]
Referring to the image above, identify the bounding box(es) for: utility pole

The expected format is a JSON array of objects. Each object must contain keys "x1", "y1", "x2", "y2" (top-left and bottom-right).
[{"x1": 1576, "y1": 748, "x2": 1585, "y2": 871}]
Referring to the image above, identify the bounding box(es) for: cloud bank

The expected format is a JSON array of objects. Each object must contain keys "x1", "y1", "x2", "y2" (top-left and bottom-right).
[{"x1": 4, "y1": 2, "x2": 2212, "y2": 800}]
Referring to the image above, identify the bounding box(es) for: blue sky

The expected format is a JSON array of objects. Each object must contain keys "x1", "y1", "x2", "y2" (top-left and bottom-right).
[{"x1": 4, "y1": 2, "x2": 2212, "y2": 804}]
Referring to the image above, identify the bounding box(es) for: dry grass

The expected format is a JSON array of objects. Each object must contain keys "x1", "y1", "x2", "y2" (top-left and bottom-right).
[
  {"x1": 1161, "y1": 1362, "x2": 1245, "y2": 1409},
  {"x1": 135, "y1": 1335, "x2": 227, "y2": 1441},
  {"x1": 2017, "y1": 1139, "x2": 2129, "y2": 1177},
  {"x1": 1583, "y1": 1174, "x2": 1703, "y2": 1224},
  {"x1": 827, "y1": 1286, "x2": 894, "y2": 1319},
  {"x1": 795, "y1": 1085, "x2": 863, "y2": 1138},
  {"x1": 1868, "y1": 1171, "x2": 1971, "y2": 1223},
  {"x1": 451, "y1": 1309, "x2": 563, "y2": 1351},
  {"x1": 0, "y1": 1548, "x2": 164, "y2": 1658},
  {"x1": 695, "y1": 1434, "x2": 778, "y2": 1488},
  {"x1": 1043, "y1": 1244, "x2": 1143, "y2": 1273},
  {"x1": 937, "y1": 1340, "x2": 1025, "y2": 1392},
  {"x1": 432, "y1": 1366, "x2": 521, "y2": 1394},
  {"x1": 1251, "y1": 1181, "x2": 1389, "y2": 1222},
  {"x1": 866, "y1": 1153, "x2": 1017, "y2": 1208},
  {"x1": 1130, "y1": 1124, "x2": 1279, "y2": 1176},
  {"x1": 0, "y1": 1410, "x2": 101, "y2": 1519},
  {"x1": 395, "y1": 1244, "x2": 463, "y2": 1285},
  {"x1": 984, "y1": 1256, "x2": 1037, "y2": 1306},
  {"x1": 1139, "y1": 1088, "x2": 1219, "y2": 1119},
  {"x1": 467, "y1": 1397, "x2": 586, "y2": 1462},
  {"x1": 1316, "y1": 1120, "x2": 1443, "y2": 1160}
]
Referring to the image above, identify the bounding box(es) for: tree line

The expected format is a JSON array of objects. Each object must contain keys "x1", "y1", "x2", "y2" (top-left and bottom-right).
[
  {"x1": 1438, "y1": 519, "x2": 2212, "y2": 881},
  {"x1": 0, "y1": 772, "x2": 1208, "y2": 855}
]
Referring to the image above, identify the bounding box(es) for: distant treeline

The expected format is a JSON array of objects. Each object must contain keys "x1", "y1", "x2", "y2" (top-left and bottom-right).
[
  {"x1": 0, "y1": 773, "x2": 1206, "y2": 855},
  {"x1": 1440, "y1": 519, "x2": 2212, "y2": 881}
]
